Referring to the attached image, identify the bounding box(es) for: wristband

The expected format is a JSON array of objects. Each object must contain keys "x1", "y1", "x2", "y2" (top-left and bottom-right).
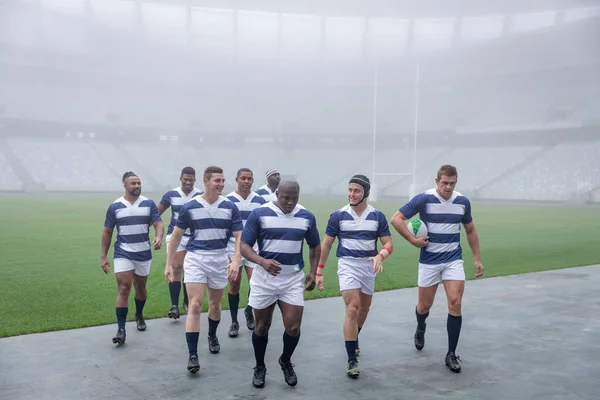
[
  {"x1": 317, "y1": 264, "x2": 325, "y2": 269},
  {"x1": 378, "y1": 247, "x2": 390, "y2": 259},
  {"x1": 316, "y1": 273, "x2": 323, "y2": 277}
]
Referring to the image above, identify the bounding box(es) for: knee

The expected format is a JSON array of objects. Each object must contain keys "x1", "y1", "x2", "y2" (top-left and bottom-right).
[
  {"x1": 229, "y1": 280, "x2": 241, "y2": 294},
  {"x1": 118, "y1": 282, "x2": 131, "y2": 297},
  {"x1": 255, "y1": 320, "x2": 270, "y2": 336},
  {"x1": 188, "y1": 301, "x2": 202, "y2": 315},
  {"x1": 358, "y1": 305, "x2": 370, "y2": 315},
  {"x1": 286, "y1": 324, "x2": 301, "y2": 337},
  {"x1": 345, "y1": 303, "x2": 360, "y2": 320},
  {"x1": 172, "y1": 262, "x2": 183, "y2": 275},
  {"x1": 208, "y1": 298, "x2": 221, "y2": 313},
  {"x1": 447, "y1": 296, "x2": 462, "y2": 313}
]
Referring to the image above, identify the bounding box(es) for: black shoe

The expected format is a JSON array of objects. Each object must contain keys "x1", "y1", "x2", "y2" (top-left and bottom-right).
[
  {"x1": 187, "y1": 355, "x2": 200, "y2": 373},
  {"x1": 414, "y1": 325, "x2": 426, "y2": 351},
  {"x1": 245, "y1": 307, "x2": 255, "y2": 330},
  {"x1": 168, "y1": 305, "x2": 180, "y2": 319},
  {"x1": 356, "y1": 337, "x2": 360, "y2": 357},
  {"x1": 346, "y1": 359, "x2": 359, "y2": 379},
  {"x1": 136, "y1": 315, "x2": 146, "y2": 331},
  {"x1": 208, "y1": 335, "x2": 220, "y2": 354},
  {"x1": 112, "y1": 328, "x2": 126, "y2": 344},
  {"x1": 445, "y1": 352, "x2": 462, "y2": 373},
  {"x1": 228, "y1": 322, "x2": 239, "y2": 337},
  {"x1": 252, "y1": 365, "x2": 267, "y2": 388},
  {"x1": 278, "y1": 356, "x2": 298, "y2": 386}
]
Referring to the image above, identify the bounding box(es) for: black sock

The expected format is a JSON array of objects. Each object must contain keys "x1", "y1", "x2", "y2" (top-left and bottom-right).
[
  {"x1": 358, "y1": 326, "x2": 362, "y2": 335},
  {"x1": 183, "y1": 283, "x2": 189, "y2": 305},
  {"x1": 208, "y1": 317, "x2": 220, "y2": 338},
  {"x1": 245, "y1": 288, "x2": 252, "y2": 313},
  {"x1": 447, "y1": 314, "x2": 462, "y2": 354},
  {"x1": 116, "y1": 307, "x2": 128, "y2": 330},
  {"x1": 169, "y1": 282, "x2": 181, "y2": 307},
  {"x1": 186, "y1": 332, "x2": 199, "y2": 357},
  {"x1": 280, "y1": 331, "x2": 300, "y2": 363},
  {"x1": 252, "y1": 331, "x2": 268, "y2": 367},
  {"x1": 345, "y1": 340, "x2": 357, "y2": 361},
  {"x1": 135, "y1": 298, "x2": 146, "y2": 317},
  {"x1": 228, "y1": 293, "x2": 239, "y2": 323},
  {"x1": 416, "y1": 307, "x2": 429, "y2": 329}
]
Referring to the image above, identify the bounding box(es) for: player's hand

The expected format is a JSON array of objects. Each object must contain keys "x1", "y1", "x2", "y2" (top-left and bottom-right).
[
  {"x1": 316, "y1": 274, "x2": 325, "y2": 292},
  {"x1": 304, "y1": 272, "x2": 316, "y2": 291},
  {"x1": 474, "y1": 260, "x2": 484, "y2": 278},
  {"x1": 410, "y1": 236, "x2": 429, "y2": 248},
  {"x1": 165, "y1": 264, "x2": 174, "y2": 283},
  {"x1": 259, "y1": 259, "x2": 281, "y2": 276},
  {"x1": 368, "y1": 254, "x2": 384, "y2": 274},
  {"x1": 152, "y1": 237, "x2": 162, "y2": 250},
  {"x1": 101, "y1": 257, "x2": 111, "y2": 274},
  {"x1": 226, "y1": 257, "x2": 241, "y2": 282}
]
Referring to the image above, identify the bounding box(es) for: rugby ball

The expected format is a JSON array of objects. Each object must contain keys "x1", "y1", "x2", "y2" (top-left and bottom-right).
[{"x1": 407, "y1": 219, "x2": 428, "y2": 238}]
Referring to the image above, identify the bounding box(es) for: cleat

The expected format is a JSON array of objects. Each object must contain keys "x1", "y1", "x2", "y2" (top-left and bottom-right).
[
  {"x1": 187, "y1": 355, "x2": 200, "y2": 373},
  {"x1": 168, "y1": 305, "x2": 180, "y2": 320},
  {"x1": 356, "y1": 338, "x2": 360, "y2": 357},
  {"x1": 245, "y1": 307, "x2": 255, "y2": 331},
  {"x1": 228, "y1": 322, "x2": 239, "y2": 338},
  {"x1": 112, "y1": 328, "x2": 126, "y2": 344},
  {"x1": 208, "y1": 335, "x2": 220, "y2": 354},
  {"x1": 414, "y1": 326, "x2": 426, "y2": 351},
  {"x1": 252, "y1": 365, "x2": 266, "y2": 388},
  {"x1": 445, "y1": 352, "x2": 462, "y2": 373},
  {"x1": 136, "y1": 315, "x2": 147, "y2": 331},
  {"x1": 278, "y1": 356, "x2": 297, "y2": 387},
  {"x1": 346, "y1": 359, "x2": 359, "y2": 379}
]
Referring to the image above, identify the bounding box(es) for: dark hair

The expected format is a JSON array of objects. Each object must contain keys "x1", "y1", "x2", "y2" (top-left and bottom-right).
[
  {"x1": 122, "y1": 171, "x2": 138, "y2": 182},
  {"x1": 437, "y1": 165, "x2": 458, "y2": 180},
  {"x1": 237, "y1": 168, "x2": 253, "y2": 177},
  {"x1": 181, "y1": 166, "x2": 195, "y2": 177},
  {"x1": 204, "y1": 166, "x2": 223, "y2": 180}
]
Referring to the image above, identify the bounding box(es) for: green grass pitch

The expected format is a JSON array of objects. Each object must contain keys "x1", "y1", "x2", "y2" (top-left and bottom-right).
[{"x1": 1, "y1": 193, "x2": 599, "y2": 338}]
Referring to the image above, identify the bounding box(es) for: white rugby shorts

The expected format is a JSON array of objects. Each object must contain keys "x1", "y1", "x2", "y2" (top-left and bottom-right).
[
  {"x1": 113, "y1": 258, "x2": 152, "y2": 277},
  {"x1": 166, "y1": 234, "x2": 189, "y2": 254},
  {"x1": 183, "y1": 252, "x2": 229, "y2": 289},
  {"x1": 418, "y1": 259, "x2": 465, "y2": 287},
  {"x1": 248, "y1": 266, "x2": 305, "y2": 309},
  {"x1": 337, "y1": 257, "x2": 376, "y2": 295},
  {"x1": 226, "y1": 240, "x2": 258, "y2": 268}
]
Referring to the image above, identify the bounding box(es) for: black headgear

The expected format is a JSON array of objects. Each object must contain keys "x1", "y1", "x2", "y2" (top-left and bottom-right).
[{"x1": 349, "y1": 174, "x2": 370, "y2": 206}]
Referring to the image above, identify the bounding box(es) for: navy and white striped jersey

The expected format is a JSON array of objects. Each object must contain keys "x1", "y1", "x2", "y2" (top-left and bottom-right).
[
  {"x1": 325, "y1": 204, "x2": 391, "y2": 259},
  {"x1": 104, "y1": 196, "x2": 162, "y2": 261},
  {"x1": 255, "y1": 184, "x2": 277, "y2": 203},
  {"x1": 159, "y1": 187, "x2": 203, "y2": 237},
  {"x1": 226, "y1": 191, "x2": 266, "y2": 248},
  {"x1": 399, "y1": 188, "x2": 473, "y2": 265},
  {"x1": 241, "y1": 202, "x2": 320, "y2": 274},
  {"x1": 176, "y1": 195, "x2": 243, "y2": 255}
]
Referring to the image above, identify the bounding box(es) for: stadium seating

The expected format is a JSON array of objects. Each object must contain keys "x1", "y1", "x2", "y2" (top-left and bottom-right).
[{"x1": 0, "y1": 152, "x2": 23, "y2": 191}]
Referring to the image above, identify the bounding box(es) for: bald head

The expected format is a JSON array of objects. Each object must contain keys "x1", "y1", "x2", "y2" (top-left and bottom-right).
[{"x1": 275, "y1": 180, "x2": 300, "y2": 214}]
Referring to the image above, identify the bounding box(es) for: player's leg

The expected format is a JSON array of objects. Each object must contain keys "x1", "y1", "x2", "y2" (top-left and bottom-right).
[
  {"x1": 441, "y1": 260, "x2": 466, "y2": 373},
  {"x1": 414, "y1": 263, "x2": 442, "y2": 350},
  {"x1": 132, "y1": 260, "x2": 152, "y2": 331},
  {"x1": 168, "y1": 250, "x2": 186, "y2": 319},
  {"x1": 277, "y1": 300, "x2": 303, "y2": 386},
  {"x1": 341, "y1": 289, "x2": 361, "y2": 378},
  {"x1": 112, "y1": 260, "x2": 134, "y2": 344},
  {"x1": 244, "y1": 265, "x2": 255, "y2": 330},
  {"x1": 227, "y1": 262, "x2": 243, "y2": 338},
  {"x1": 248, "y1": 269, "x2": 277, "y2": 388},
  {"x1": 206, "y1": 286, "x2": 225, "y2": 353},
  {"x1": 185, "y1": 282, "x2": 206, "y2": 373},
  {"x1": 355, "y1": 291, "x2": 373, "y2": 359}
]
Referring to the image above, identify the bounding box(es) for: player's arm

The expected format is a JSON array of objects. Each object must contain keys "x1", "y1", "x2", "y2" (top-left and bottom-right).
[
  {"x1": 463, "y1": 205, "x2": 484, "y2": 277},
  {"x1": 100, "y1": 227, "x2": 114, "y2": 274},
  {"x1": 227, "y1": 230, "x2": 243, "y2": 282},
  {"x1": 304, "y1": 215, "x2": 322, "y2": 291},
  {"x1": 157, "y1": 193, "x2": 171, "y2": 216},
  {"x1": 369, "y1": 235, "x2": 393, "y2": 274},
  {"x1": 166, "y1": 226, "x2": 184, "y2": 267},
  {"x1": 240, "y1": 210, "x2": 281, "y2": 276},
  {"x1": 315, "y1": 234, "x2": 335, "y2": 291},
  {"x1": 150, "y1": 202, "x2": 164, "y2": 250},
  {"x1": 390, "y1": 195, "x2": 428, "y2": 248}
]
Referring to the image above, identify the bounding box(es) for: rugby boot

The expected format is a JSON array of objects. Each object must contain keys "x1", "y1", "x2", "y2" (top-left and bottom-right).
[
  {"x1": 278, "y1": 356, "x2": 298, "y2": 386},
  {"x1": 112, "y1": 328, "x2": 126, "y2": 344},
  {"x1": 445, "y1": 352, "x2": 462, "y2": 373}
]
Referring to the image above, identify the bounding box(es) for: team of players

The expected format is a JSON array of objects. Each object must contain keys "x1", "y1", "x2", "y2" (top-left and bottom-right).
[{"x1": 100, "y1": 164, "x2": 484, "y2": 387}]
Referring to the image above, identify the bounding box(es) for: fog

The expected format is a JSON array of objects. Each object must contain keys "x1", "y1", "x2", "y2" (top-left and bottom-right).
[{"x1": 0, "y1": 0, "x2": 599, "y2": 203}]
